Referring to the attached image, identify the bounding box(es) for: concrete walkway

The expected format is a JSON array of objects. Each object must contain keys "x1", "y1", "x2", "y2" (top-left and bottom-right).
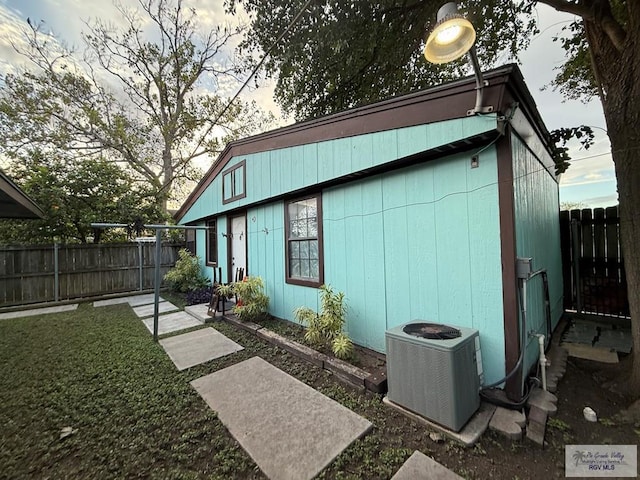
[
  {"x1": 140, "y1": 311, "x2": 202, "y2": 336},
  {"x1": 191, "y1": 356, "x2": 373, "y2": 480},
  {"x1": 159, "y1": 327, "x2": 243, "y2": 370},
  {"x1": 0, "y1": 304, "x2": 78, "y2": 320},
  {"x1": 132, "y1": 301, "x2": 179, "y2": 318},
  {"x1": 93, "y1": 293, "x2": 164, "y2": 308}
]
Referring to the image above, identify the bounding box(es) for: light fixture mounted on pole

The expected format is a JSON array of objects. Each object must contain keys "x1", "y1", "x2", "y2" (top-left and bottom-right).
[{"x1": 424, "y1": 2, "x2": 493, "y2": 116}]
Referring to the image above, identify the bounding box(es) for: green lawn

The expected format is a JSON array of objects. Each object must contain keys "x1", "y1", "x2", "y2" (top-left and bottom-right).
[{"x1": 0, "y1": 303, "x2": 261, "y2": 480}]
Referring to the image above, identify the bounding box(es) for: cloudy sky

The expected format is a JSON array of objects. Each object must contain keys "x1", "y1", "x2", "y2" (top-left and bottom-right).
[{"x1": 0, "y1": 0, "x2": 618, "y2": 208}]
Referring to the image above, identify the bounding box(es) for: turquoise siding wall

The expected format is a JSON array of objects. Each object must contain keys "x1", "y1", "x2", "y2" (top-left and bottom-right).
[
  {"x1": 245, "y1": 149, "x2": 506, "y2": 386},
  {"x1": 247, "y1": 202, "x2": 322, "y2": 318},
  {"x1": 177, "y1": 115, "x2": 527, "y2": 385},
  {"x1": 179, "y1": 116, "x2": 497, "y2": 225},
  {"x1": 512, "y1": 133, "x2": 563, "y2": 378}
]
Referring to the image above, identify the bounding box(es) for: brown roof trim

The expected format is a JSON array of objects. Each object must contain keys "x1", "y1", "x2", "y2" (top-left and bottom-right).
[
  {"x1": 176, "y1": 64, "x2": 549, "y2": 222},
  {"x1": 0, "y1": 169, "x2": 45, "y2": 219}
]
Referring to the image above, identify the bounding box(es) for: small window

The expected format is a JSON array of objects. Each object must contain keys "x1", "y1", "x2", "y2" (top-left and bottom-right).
[
  {"x1": 285, "y1": 194, "x2": 323, "y2": 287},
  {"x1": 222, "y1": 160, "x2": 246, "y2": 204},
  {"x1": 185, "y1": 229, "x2": 196, "y2": 256},
  {"x1": 206, "y1": 219, "x2": 217, "y2": 265}
]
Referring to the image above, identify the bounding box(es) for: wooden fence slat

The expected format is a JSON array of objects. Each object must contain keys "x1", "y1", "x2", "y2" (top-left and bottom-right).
[
  {"x1": 605, "y1": 206, "x2": 619, "y2": 280},
  {"x1": 593, "y1": 208, "x2": 606, "y2": 276},
  {"x1": 559, "y1": 210, "x2": 572, "y2": 310},
  {"x1": 581, "y1": 209, "x2": 594, "y2": 274}
]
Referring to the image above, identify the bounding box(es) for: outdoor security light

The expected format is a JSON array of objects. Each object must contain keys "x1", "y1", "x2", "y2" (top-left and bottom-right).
[
  {"x1": 424, "y1": 2, "x2": 492, "y2": 115},
  {"x1": 424, "y1": 2, "x2": 476, "y2": 64}
]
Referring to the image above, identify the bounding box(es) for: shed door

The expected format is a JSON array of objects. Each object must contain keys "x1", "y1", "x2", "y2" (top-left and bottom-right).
[{"x1": 230, "y1": 215, "x2": 246, "y2": 281}]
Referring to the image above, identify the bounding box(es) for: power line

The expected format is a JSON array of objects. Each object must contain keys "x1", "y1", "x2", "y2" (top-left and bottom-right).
[{"x1": 209, "y1": 0, "x2": 314, "y2": 128}]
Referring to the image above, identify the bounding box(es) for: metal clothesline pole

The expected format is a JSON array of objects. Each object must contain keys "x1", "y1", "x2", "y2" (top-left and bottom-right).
[{"x1": 91, "y1": 223, "x2": 212, "y2": 342}]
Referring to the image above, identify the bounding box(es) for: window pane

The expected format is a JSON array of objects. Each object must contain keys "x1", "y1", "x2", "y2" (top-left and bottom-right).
[
  {"x1": 291, "y1": 219, "x2": 307, "y2": 238},
  {"x1": 299, "y1": 240, "x2": 309, "y2": 260},
  {"x1": 309, "y1": 240, "x2": 318, "y2": 260},
  {"x1": 223, "y1": 173, "x2": 232, "y2": 200},
  {"x1": 234, "y1": 168, "x2": 244, "y2": 196},
  {"x1": 291, "y1": 241, "x2": 300, "y2": 259},
  {"x1": 301, "y1": 259, "x2": 310, "y2": 278},
  {"x1": 308, "y1": 216, "x2": 317, "y2": 237},
  {"x1": 290, "y1": 259, "x2": 301, "y2": 277},
  {"x1": 310, "y1": 260, "x2": 319, "y2": 279}
]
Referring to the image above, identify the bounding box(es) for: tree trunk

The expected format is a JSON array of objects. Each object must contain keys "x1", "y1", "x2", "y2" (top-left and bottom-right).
[
  {"x1": 584, "y1": 7, "x2": 640, "y2": 396},
  {"x1": 160, "y1": 148, "x2": 173, "y2": 216}
]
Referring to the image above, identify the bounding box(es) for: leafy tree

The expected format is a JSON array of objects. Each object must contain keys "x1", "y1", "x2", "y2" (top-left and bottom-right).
[
  {"x1": 0, "y1": 151, "x2": 161, "y2": 244},
  {"x1": 560, "y1": 201, "x2": 587, "y2": 211},
  {"x1": 0, "y1": 0, "x2": 274, "y2": 214},
  {"x1": 227, "y1": 0, "x2": 536, "y2": 120},
  {"x1": 233, "y1": 0, "x2": 640, "y2": 397}
]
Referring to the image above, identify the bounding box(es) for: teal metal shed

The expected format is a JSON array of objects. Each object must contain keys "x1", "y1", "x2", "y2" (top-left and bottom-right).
[{"x1": 175, "y1": 64, "x2": 563, "y2": 398}]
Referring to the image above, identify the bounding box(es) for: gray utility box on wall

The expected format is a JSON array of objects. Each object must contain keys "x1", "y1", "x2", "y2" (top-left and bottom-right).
[{"x1": 386, "y1": 322, "x2": 481, "y2": 432}]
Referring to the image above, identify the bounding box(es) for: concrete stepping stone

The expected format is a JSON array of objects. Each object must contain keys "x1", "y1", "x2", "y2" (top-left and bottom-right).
[
  {"x1": 527, "y1": 388, "x2": 557, "y2": 416},
  {"x1": 93, "y1": 297, "x2": 131, "y2": 307},
  {"x1": 489, "y1": 406, "x2": 526, "y2": 440},
  {"x1": 191, "y1": 356, "x2": 372, "y2": 480},
  {"x1": 391, "y1": 450, "x2": 463, "y2": 480},
  {"x1": 141, "y1": 311, "x2": 202, "y2": 336},
  {"x1": 132, "y1": 301, "x2": 178, "y2": 318},
  {"x1": 94, "y1": 294, "x2": 167, "y2": 308},
  {"x1": 0, "y1": 304, "x2": 78, "y2": 320},
  {"x1": 127, "y1": 293, "x2": 164, "y2": 307},
  {"x1": 159, "y1": 327, "x2": 243, "y2": 370},
  {"x1": 184, "y1": 303, "x2": 210, "y2": 322},
  {"x1": 526, "y1": 405, "x2": 548, "y2": 446}
]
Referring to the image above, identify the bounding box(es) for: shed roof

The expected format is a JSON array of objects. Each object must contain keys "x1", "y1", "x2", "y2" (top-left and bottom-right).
[
  {"x1": 0, "y1": 169, "x2": 45, "y2": 219},
  {"x1": 176, "y1": 64, "x2": 553, "y2": 222}
]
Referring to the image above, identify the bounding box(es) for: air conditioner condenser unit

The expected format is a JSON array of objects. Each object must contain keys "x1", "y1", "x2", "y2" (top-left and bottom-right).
[{"x1": 385, "y1": 321, "x2": 481, "y2": 432}]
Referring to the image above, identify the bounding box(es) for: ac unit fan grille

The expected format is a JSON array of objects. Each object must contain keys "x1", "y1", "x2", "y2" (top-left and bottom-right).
[{"x1": 402, "y1": 322, "x2": 461, "y2": 340}]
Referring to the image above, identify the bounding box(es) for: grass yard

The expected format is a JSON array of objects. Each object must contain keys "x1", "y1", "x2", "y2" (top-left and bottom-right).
[
  {"x1": 0, "y1": 303, "x2": 261, "y2": 480},
  {"x1": 1, "y1": 300, "x2": 637, "y2": 479}
]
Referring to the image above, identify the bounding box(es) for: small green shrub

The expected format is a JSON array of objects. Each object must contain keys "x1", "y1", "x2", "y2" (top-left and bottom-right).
[
  {"x1": 163, "y1": 249, "x2": 210, "y2": 293},
  {"x1": 294, "y1": 284, "x2": 354, "y2": 359},
  {"x1": 218, "y1": 276, "x2": 269, "y2": 322}
]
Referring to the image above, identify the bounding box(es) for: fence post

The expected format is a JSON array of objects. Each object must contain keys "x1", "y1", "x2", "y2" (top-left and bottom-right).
[
  {"x1": 138, "y1": 241, "x2": 143, "y2": 291},
  {"x1": 571, "y1": 218, "x2": 582, "y2": 313},
  {"x1": 54, "y1": 242, "x2": 59, "y2": 302}
]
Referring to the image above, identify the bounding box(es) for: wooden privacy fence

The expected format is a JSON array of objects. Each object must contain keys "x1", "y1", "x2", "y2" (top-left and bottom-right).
[
  {"x1": 560, "y1": 206, "x2": 629, "y2": 318},
  {"x1": 0, "y1": 242, "x2": 184, "y2": 308}
]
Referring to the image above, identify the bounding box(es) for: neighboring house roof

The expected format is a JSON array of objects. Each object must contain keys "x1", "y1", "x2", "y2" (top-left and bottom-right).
[
  {"x1": 175, "y1": 63, "x2": 554, "y2": 222},
  {"x1": 0, "y1": 169, "x2": 45, "y2": 219}
]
